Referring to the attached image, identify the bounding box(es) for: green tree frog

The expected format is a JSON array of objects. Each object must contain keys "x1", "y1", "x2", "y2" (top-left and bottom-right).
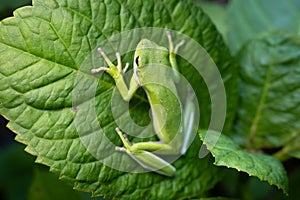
[{"x1": 91, "y1": 31, "x2": 195, "y2": 176}]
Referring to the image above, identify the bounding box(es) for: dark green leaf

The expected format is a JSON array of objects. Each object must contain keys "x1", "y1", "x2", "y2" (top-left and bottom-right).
[{"x1": 234, "y1": 31, "x2": 300, "y2": 149}]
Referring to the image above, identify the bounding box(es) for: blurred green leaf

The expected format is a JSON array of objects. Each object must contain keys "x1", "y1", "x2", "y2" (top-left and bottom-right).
[
  {"x1": 200, "y1": 130, "x2": 289, "y2": 194},
  {"x1": 234, "y1": 31, "x2": 300, "y2": 150},
  {"x1": 227, "y1": 0, "x2": 300, "y2": 54},
  {"x1": 275, "y1": 134, "x2": 300, "y2": 160},
  {"x1": 290, "y1": 153, "x2": 300, "y2": 159}
]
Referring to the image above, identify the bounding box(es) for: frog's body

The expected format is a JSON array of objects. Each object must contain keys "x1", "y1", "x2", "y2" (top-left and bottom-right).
[
  {"x1": 134, "y1": 39, "x2": 182, "y2": 153},
  {"x1": 91, "y1": 32, "x2": 193, "y2": 176}
]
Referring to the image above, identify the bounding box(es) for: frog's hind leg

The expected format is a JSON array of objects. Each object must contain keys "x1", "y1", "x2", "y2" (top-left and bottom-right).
[
  {"x1": 114, "y1": 127, "x2": 132, "y2": 151},
  {"x1": 114, "y1": 127, "x2": 176, "y2": 176},
  {"x1": 114, "y1": 128, "x2": 173, "y2": 154}
]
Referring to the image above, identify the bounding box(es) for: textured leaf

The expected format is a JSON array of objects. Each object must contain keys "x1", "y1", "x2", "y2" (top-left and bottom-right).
[
  {"x1": 200, "y1": 130, "x2": 289, "y2": 194},
  {"x1": 234, "y1": 31, "x2": 300, "y2": 149},
  {"x1": 227, "y1": 0, "x2": 300, "y2": 54},
  {"x1": 0, "y1": 0, "x2": 238, "y2": 199}
]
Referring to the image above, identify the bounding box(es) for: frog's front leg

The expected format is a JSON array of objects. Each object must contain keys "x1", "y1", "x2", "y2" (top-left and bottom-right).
[
  {"x1": 91, "y1": 48, "x2": 139, "y2": 101},
  {"x1": 114, "y1": 128, "x2": 176, "y2": 176},
  {"x1": 166, "y1": 31, "x2": 185, "y2": 82}
]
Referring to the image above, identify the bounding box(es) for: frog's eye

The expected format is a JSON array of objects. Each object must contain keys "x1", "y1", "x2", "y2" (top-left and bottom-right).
[{"x1": 135, "y1": 56, "x2": 140, "y2": 67}]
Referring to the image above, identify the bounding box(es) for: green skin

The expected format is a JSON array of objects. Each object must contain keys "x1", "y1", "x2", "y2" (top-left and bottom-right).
[{"x1": 92, "y1": 33, "x2": 191, "y2": 176}]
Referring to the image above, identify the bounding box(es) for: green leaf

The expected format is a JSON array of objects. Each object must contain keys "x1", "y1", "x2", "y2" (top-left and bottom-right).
[
  {"x1": 227, "y1": 0, "x2": 300, "y2": 54},
  {"x1": 200, "y1": 130, "x2": 289, "y2": 195},
  {"x1": 290, "y1": 153, "x2": 300, "y2": 159},
  {"x1": 234, "y1": 31, "x2": 300, "y2": 149},
  {"x1": 0, "y1": 0, "x2": 238, "y2": 199}
]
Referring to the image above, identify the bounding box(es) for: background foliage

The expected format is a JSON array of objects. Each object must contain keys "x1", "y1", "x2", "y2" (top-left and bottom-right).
[{"x1": 199, "y1": 0, "x2": 300, "y2": 199}]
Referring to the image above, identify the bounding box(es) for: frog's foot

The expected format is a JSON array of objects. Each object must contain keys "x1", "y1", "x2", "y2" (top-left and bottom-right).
[
  {"x1": 91, "y1": 48, "x2": 129, "y2": 76},
  {"x1": 166, "y1": 31, "x2": 185, "y2": 54},
  {"x1": 114, "y1": 127, "x2": 133, "y2": 152},
  {"x1": 115, "y1": 146, "x2": 126, "y2": 152}
]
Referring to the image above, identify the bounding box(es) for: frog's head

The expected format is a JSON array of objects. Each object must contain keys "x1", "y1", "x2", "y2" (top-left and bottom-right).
[{"x1": 133, "y1": 39, "x2": 168, "y2": 83}]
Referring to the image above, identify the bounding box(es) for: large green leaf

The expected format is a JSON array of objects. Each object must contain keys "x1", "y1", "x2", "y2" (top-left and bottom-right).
[
  {"x1": 0, "y1": 0, "x2": 238, "y2": 198},
  {"x1": 227, "y1": 0, "x2": 300, "y2": 54},
  {"x1": 200, "y1": 130, "x2": 289, "y2": 195},
  {"x1": 234, "y1": 31, "x2": 300, "y2": 150}
]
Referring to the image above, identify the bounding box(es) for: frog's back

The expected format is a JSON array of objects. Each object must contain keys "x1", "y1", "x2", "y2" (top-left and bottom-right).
[
  {"x1": 144, "y1": 82, "x2": 182, "y2": 145},
  {"x1": 134, "y1": 39, "x2": 183, "y2": 145}
]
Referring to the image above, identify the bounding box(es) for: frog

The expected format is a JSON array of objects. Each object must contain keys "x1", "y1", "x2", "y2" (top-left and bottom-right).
[{"x1": 91, "y1": 31, "x2": 195, "y2": 176}]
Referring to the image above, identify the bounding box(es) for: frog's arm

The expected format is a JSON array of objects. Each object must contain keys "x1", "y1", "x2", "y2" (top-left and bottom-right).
[
  {"x1": 91, "y1": 49, "x2": 139, "y2": 102},
  {"x1": 166, "y1": 31, "x2": 185, "y2": 83}
]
